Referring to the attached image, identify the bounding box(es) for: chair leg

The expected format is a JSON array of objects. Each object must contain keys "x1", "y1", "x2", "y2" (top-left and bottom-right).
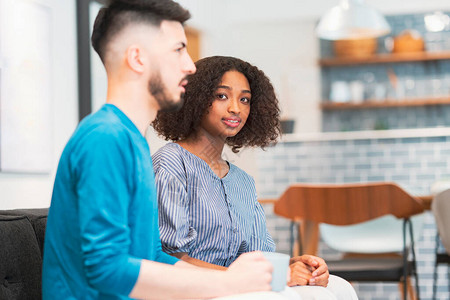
[
  {"x1": 398, "y1": 282, "x2": 405, "y2": 300},
  {"x1": 289, "y1": 221, "x2": 295, "y2": 257},
  {"x1": 433, "y1": 233, "x2": 440, "y2": 300},
  {"x1": 432, "y1": 262, "x2": 438, "y2": 300},
  {"x1": 399, "y1": 281, "x2": 408, "y2": 300},
  {"x1": 447, "y1": 264, "x2": 450, "y2": 297},
  {"x1": 399, "y1": 277, "x2": 418, "y2": 300},
  {"x1": 403, "y1": 219, "x2": 408, "y2": 300},
  {"x1": 413, "y1": 259, "x2": 421, "y2": 300},
  {"x1": 409, "y1": 218, "x2": 420, "y2": 300},
  {"x1": 407, "y1": 276, "x2": 417, "y2": 300}
]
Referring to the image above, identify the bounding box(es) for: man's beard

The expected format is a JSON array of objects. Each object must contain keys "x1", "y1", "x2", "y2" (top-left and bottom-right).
[{"x1": 148, "y1": 72, "x2": 185, "y2": 112}]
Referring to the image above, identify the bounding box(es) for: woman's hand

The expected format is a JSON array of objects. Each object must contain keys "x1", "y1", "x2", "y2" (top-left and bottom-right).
[
  {"x1": 287, "y1": 258, "x2": 312, "y2": 286},
  {"x1": 288, "y1": 255, "x2": 329, "y2": 287}
]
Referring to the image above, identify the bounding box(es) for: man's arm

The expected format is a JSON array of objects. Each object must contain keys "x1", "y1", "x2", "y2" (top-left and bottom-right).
[
  {"x1": 75, "y1": 130, "x2": 144, "y2": 294},
  {"x1": 170, "y1": 252, "x2": 227, "y2": 270},
  {"x1": 129, "y1": 251, "x2": 272, "y2": 299}
]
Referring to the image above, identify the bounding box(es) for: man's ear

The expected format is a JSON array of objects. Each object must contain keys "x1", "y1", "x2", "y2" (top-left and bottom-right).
[{"x1": 126, "y1": 45, "x2": 145, "y2": 74}]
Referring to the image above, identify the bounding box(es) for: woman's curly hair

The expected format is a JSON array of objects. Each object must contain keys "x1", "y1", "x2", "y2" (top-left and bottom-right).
[{"x1": 152, "y1": 56, "x2": 281, "y2": 153}]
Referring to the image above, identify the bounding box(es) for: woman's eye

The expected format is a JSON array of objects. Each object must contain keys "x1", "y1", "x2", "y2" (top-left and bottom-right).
[
  {"x1": 241, "y1": 97, "x2": 251, "y2": 104},
  {"x1": 215, "y1": 94, "x2": 227, "y2": 100}
]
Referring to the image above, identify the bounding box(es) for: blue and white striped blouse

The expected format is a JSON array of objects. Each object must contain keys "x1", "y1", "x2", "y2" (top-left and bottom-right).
[{"x1": 153, "y1": 143, "x2": 276, "y2": 267}]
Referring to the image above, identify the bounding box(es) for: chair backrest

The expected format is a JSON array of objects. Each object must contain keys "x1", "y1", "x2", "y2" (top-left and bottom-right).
[
  {"x1": 319, "y1": 214, "x2": 425, "y2": 253},
  {"x1": 432, "y1": 188, "x2": 450, "y2": 254},
  {"x1": 274, "y1": 182, "x2": 425, "y2": 226}
]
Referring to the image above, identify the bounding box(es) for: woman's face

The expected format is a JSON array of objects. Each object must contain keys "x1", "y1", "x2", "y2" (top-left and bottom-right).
[{"x1": 200, "y1": 70, "x2": 251, "y2": 139}]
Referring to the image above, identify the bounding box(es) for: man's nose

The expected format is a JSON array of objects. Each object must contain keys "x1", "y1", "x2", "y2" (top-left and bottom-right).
[{"x1": 183, "y1": 53, "x2": 196, "y2": 74}]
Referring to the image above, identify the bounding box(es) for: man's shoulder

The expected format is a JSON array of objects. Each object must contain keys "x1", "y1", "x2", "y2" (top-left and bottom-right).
[
  {"x1": 70, "y1": 123, "x2": 126, "y2": 154},
  {"x1": 80, "y1": 106, "x2": 126, "y2": 132},
  {"x1": 74, "y1": 109, "x2": 133, "y2": 145},
  {"x1": 63, "y1": 112, "x2": 137, "y2": 167}
]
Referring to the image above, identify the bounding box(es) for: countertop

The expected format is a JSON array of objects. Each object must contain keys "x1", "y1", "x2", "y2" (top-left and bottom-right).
[{"x1": 280, "y1": 127, "x2": 450, "y2": 143}]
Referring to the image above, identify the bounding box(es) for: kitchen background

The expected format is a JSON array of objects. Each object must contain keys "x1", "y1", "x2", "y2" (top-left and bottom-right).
[
  {"x1": 321, "y1": 12, "x2": 450, "y2": 132},
  {"x1": 258, "y1": 131, "x2": 450, "y2": 299},
  {"x1": 255, "y1": 8, "x2": 450, "y2": 300},
  {"x1": 2, "y1": 0, "x2": 450, "y2": 299}
]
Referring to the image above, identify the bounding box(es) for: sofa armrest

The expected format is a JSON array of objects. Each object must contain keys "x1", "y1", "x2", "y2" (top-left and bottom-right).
[
  {"x1": 0, "y1": 214, "x2": 43, "y2": 299},
  {"x1": 0, "y1": 208, "x2": 48, "y2": 257}
]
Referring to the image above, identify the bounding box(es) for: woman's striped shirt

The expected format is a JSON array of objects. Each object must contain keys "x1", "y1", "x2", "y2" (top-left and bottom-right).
[{"x1": 153, "y1": 143, "x2": 275, "y2": 267}]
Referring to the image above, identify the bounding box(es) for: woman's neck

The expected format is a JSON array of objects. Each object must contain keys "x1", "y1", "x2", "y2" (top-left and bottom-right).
[{"x1": 178, "y1": 130, "x2": 229, "y2": 178}]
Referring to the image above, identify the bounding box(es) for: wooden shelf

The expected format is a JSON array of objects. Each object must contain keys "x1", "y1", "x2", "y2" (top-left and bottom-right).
[
  {"x1": 321, "y1": 97, "x2": 450, "y2": 110},
  {"x1": 319, "y1": 51, "x2": 450, "y2": 67}
]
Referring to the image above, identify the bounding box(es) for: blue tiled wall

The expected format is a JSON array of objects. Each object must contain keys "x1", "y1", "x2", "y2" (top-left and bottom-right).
[
  {"x1": 257, "y1": 136, "x2": 450, "y2": 300},
  {"x1": 320, "y1": 12, "x2": 450, "y2": 132},
  {"x1": 323, "y1": 105, "x2": 450, "y2": 132}
]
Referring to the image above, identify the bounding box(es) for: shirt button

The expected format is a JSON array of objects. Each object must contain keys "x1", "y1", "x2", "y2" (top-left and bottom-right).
[{"x1": 232, "y1": 228, "x2": 237, "y2": 233}]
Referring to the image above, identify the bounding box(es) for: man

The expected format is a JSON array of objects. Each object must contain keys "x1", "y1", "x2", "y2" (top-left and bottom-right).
[{"x1": 42, "y1": 1, "x2": 275, "y2": 299}]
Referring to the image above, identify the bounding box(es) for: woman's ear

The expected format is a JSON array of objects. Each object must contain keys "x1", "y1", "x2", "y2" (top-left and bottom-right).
[{"x1": 126, "y1": 45, "x2": 145, "y2": 74}]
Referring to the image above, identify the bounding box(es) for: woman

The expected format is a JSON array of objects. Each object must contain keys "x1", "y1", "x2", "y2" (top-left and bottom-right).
[{"x1": 152, "y1": 56, "x2": 357, "y2": 299}]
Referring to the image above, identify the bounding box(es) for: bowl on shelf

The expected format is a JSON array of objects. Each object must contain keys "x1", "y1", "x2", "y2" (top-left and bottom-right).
[
  {"x1": 393, "y1": 30, "x2": 424, "y2": 53},
  {"x1": 333, "y1": 38, "x2": 377, "y2": 58}
]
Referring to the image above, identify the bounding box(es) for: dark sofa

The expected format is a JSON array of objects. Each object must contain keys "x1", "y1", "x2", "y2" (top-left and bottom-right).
[{"x1": 0, "y1": 208, "x2": 48, "y2": 300}]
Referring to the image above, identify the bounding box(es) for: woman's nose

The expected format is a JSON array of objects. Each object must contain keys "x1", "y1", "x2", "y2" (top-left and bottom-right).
[{"x1": 228, "y1": 98, "x2": 240, "y2": 114}]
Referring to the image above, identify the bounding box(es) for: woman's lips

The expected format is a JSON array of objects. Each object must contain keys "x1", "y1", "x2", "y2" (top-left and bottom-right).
[{"x1": 222, "y1": 118, "x2": 241, "y2": 128}]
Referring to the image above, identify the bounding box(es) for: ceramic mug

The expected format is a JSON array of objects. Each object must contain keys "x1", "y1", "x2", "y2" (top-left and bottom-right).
[
  {"x1": 330, "y1": 81, "x2": 351, "y2": 103},
  {"x1": 262, "y1": 252, "x2": 290, "y2": 292}
]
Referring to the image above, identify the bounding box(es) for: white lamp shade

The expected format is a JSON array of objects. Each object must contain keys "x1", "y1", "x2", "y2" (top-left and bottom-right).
[{"x1": 316, "y1": 0, "x2": 391, "y2": 40}]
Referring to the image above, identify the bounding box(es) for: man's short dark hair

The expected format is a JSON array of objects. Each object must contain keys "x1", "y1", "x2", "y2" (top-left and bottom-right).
[{"x1": 91, "y1": 0, "x2": 191, "y2": 63}]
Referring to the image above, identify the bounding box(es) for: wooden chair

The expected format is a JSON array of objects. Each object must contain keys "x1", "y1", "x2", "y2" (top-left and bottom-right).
[{"x1": 274, "y1": 182, "x2": 425, "y2": 300}]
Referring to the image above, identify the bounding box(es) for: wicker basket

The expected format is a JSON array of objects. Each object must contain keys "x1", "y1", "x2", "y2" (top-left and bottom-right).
[{"x1": 333, "y1": 38, "x2": 377, "y2": 58}]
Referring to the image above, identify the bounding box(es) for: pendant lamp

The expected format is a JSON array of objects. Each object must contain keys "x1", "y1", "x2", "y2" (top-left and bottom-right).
[{"x1": 316, "y1": 0, "x2": 391, "y2": 40}]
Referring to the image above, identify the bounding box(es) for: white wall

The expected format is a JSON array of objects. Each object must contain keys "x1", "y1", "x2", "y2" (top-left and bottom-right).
[
  {"x1": 180, "y1": 0, "x2": 450, "y2": 25},
  {"x1": 0, "y1": 0, "x2": 78, "y2": 209}
]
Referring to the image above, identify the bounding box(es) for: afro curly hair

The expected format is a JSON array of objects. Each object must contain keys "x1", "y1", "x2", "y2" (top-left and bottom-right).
[{"x1": 152, "y1": 56, "x2": 281, "y2": 153}]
